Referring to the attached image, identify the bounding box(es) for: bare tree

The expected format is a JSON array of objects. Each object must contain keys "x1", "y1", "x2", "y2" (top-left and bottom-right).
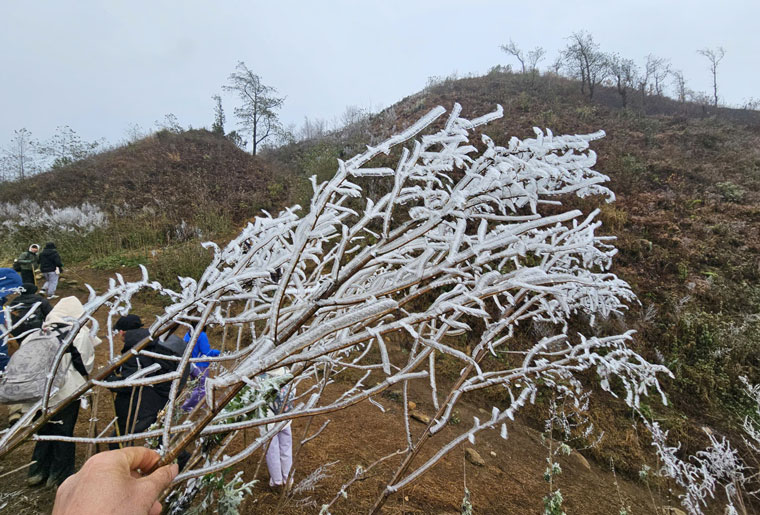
[
  {"x1": 223, "y1": 61, "x2": 285, "y2": 155},
  {"x1": 649, "y1": 56, "x2": 671, "y2": 96},
  {"x1": 527, "y1": 46, "x2": 546, "y2": 80},
  {"x1": 638, "y1": 54, "x2": 668, "y2": 107},
  {"x1": 298, "y1": 116, "x2": 328, "y2": 141},
  {"x1": 2, "y1": 128, "x2": 39, "y2": 180},
  {"x1": 0, "y1": 105, "x2": 668, "y2": 514},
  {"x1": 337, "y1": 105, "x2": 371, "y2": 141},
  {"x1": 500, "y1": 39, "x2": 526, "y2": 73},
  {"x1": 670, "y1": 69, "x2": 689, "y2": 104},
  {"x1": 124, "y1": 123, "x2": 146, "y2": 143},
  {"x1": 154, "y1": 113, "x2": 183, "y2": 133},
  {"x1": 501, "y1": 40, "x2": 545, "y2": 79},
  {"x1": 39, "y1": 125, "x2": 101, "y2": 169},
  {"x1": 562, "y1": 31, "x2": 607, "y2": 99},
  {"x1": 697, "y1": 47, "x2": 726, "y2": 107},
  {"x1": 607, "y1": 53, "x2": 638, "y2": 108},
  {"x1": 549, "y1": 54, "x2": 563, "y2": 75}
]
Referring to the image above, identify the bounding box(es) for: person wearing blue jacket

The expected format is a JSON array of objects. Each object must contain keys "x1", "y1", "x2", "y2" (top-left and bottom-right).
[
  {"x1": 0, "y1": 268, "x2": 23, "y2": 372},
  {"x1": 181, "y1": 330, "x2": 219, "y2": 411}
]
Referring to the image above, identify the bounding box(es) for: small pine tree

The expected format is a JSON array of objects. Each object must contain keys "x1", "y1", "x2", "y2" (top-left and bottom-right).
[{"x1": 212, "y1": 94, "x2": 226, "y2": 136}]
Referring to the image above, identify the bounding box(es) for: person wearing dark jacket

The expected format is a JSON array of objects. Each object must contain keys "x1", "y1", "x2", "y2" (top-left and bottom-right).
[
  {"x1": 106, "y1": 315, "x2": 182, "y2": 449},
  {"x1": 9, "y1": 283, "x2": 53, "y2": 341},
  {"x1": 24, "y1": 297, "x2": 100, "y2": 488},
  {"x1": 39, "y1": 242, "x2": 63, "y2": 299}
]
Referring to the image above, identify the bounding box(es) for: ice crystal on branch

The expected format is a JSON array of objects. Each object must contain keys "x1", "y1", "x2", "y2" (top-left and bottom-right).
[{"x1": 0, "y1": 104, "x2": 670, "y2": 510}]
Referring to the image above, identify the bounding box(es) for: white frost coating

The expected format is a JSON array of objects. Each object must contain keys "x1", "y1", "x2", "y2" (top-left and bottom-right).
[{"x1": 0, "y1": 104, "x2": 671, "y2": 511}]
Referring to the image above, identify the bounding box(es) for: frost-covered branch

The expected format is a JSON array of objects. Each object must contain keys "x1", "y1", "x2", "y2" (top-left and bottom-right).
[{"x1": 0, "y1": 104, "x2": 669, "y2": 512}]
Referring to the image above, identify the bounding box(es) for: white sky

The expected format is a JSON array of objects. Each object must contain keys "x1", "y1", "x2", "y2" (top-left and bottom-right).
[{"x1": 1, "y1": 1, "x2": 757, "y2": 147}]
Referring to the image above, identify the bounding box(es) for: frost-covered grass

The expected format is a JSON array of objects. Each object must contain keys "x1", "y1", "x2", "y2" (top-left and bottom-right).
[
  {"x1": 0, "y1": 200, "x2": 107, "y2": 233},
  {"x1": 0, "y1": 201, "x2": 235, "y2": 268}
]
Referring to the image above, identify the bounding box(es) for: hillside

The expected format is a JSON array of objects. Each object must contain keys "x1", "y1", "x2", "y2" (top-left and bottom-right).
[
  {"x1": 1, "y1": 71, "x2": 760, "y2": 512},
  {"x1": 265, "y1": 72, "x2": 760, "y2": 453},
  {"x1": 0, "y1": 129, "x2": 289, "y2": 223}
]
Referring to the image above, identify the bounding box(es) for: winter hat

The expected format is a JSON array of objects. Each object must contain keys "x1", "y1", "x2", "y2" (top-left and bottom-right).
[
  {"x1": 44, "y1": 242, "x2": 56, "y2": 249},
  {"x1": 114, "y1": 314, "x2": 143, "y2": 331},
  {"x1": 20, "y1": 283, "x2": 38, "y2": 294}
]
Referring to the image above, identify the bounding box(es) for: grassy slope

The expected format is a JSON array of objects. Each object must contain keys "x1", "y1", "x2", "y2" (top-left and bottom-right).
[{"x1": 2, "y1": 71, "x2": 760, "y2": 489}]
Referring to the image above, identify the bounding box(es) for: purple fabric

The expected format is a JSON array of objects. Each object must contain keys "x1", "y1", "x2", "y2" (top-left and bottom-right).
[
  {"x1": 265, "y1": 424, "x2": 293, "y2": 486},
  {"x1": 181, "y1": 366, "x2": 209, "y2": 412}
]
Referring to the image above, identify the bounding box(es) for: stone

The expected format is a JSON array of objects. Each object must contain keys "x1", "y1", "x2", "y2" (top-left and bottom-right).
[
  {"x1": 410, "y1": 410, "x2": 430, "y2": 424},
  {"x1": 569, "y1": 451, "x2": 591, "y2": 471},
  {"x1": 465, "y1": 447, "x2": 485, "y2": 466},
  {"x1": 407, "y1": 401, "x2": 416, "y2": 410},
  {"x1": 490, "y1": 451, "x2": 497, "y2": 458},
  {"x1": 661, "y1": 507, "x2": 687, "y2": 515}
]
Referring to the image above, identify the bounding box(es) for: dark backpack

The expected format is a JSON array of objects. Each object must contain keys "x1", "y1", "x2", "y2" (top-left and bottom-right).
[{"x1": 10, "y1": 300, "x2": 45, "y2": 335}]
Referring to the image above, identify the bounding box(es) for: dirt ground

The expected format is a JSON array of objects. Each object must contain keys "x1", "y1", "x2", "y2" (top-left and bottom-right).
[{"x1": 0, "y1": 266, "x2": 705, "y2": 514}]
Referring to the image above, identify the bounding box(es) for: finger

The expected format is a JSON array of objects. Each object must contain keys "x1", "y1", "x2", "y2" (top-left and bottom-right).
[
  {"x1": 114, "y1": 446, "x2": 162, "y2": 473},
  {"x1": 149, "y1": 501, "x2": 162, "y2": 515},
  {"x1": 137, "y1": 463, "x2": 179, "y2": 501}
]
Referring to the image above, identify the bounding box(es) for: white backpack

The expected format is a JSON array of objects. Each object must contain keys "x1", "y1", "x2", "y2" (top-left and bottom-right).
[{"x1": 0, "y1": 328, "x2": 69, "y2": 404}]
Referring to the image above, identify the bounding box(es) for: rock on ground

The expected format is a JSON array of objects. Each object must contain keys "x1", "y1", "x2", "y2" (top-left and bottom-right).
[{"x1": 465, "y1": 447, "x2": 485, "y2": 466}]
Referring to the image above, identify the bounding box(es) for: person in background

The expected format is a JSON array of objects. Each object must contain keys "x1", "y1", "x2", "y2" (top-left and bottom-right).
[
  {"x1": 24, "y1": 296, "x2": 101, "y2": 488},
  {"x1": 106, "y1": 315, "x2": 178, "y2": 447},
  {"x1": 181, "y1": 329, "x2": 220, "y2": 411},
  {"x1": 13, "y1": 244, "x2": 40, "y2": 285},
  {"x1": 9, "y1": 283, "x2": 53, "y2": 341},
  {"x1": 52, "y1": 447, "x2": 178, "y2": 515},
  {"x1": 0, "y1": 268, "x2": 23, "y2": 373},
  {"x1": 39, "y1": 242, "x2": 63, "y2": 299}
]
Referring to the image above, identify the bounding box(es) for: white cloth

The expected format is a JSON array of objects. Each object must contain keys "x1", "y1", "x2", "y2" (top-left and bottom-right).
[
  {"x1": 20, "y1": 296, "x2": 101, "y2": 412},
  {"x1": 259, "y1": 366, "x2": 291, "y2": 433}
]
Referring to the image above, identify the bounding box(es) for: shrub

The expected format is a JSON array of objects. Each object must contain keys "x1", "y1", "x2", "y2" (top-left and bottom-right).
[
  {"x1": 715, "y1": 181, "x2": 744, "y2": 202},
  {"x1": 146, "y1": 242, "x2": 214, "y2": 291}
]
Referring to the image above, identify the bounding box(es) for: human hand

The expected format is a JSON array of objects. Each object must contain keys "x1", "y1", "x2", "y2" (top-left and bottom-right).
[
  {"x1": 55, "y1": 267, "x2": 60, "y2": 275},
  {"x1": 53, "y1": 447, "x2": 178, "y2": 515}
]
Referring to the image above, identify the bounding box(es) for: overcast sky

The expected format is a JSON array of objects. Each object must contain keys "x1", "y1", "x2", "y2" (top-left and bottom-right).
[{"x1": 1, "y1": 1, "x2": 758, "y2": 148}]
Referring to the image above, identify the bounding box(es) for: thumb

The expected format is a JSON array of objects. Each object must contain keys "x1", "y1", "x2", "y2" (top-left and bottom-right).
[{"x1": 137, "y1": 463, "x2": 179, "y2": 502}]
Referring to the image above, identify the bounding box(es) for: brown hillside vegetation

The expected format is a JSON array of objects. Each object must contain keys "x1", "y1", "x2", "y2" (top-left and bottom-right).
[
  {"x1": 267, "y1": 71, "x2": 760, "y2": 500},
  {"x1": 0, "y1": 129, "x2": 289, "y2": 223},
  {"x1": 272, "y1": 71, "x2": 760, "y2": 418},
  {"x1": 1, "y1": 71, "x2": 759, "y2": 513}
]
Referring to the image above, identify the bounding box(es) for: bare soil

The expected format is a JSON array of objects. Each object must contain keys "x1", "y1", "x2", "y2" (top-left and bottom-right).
[{"x1": 0, "y1": 266, "x2": 708, "y2": 515}]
